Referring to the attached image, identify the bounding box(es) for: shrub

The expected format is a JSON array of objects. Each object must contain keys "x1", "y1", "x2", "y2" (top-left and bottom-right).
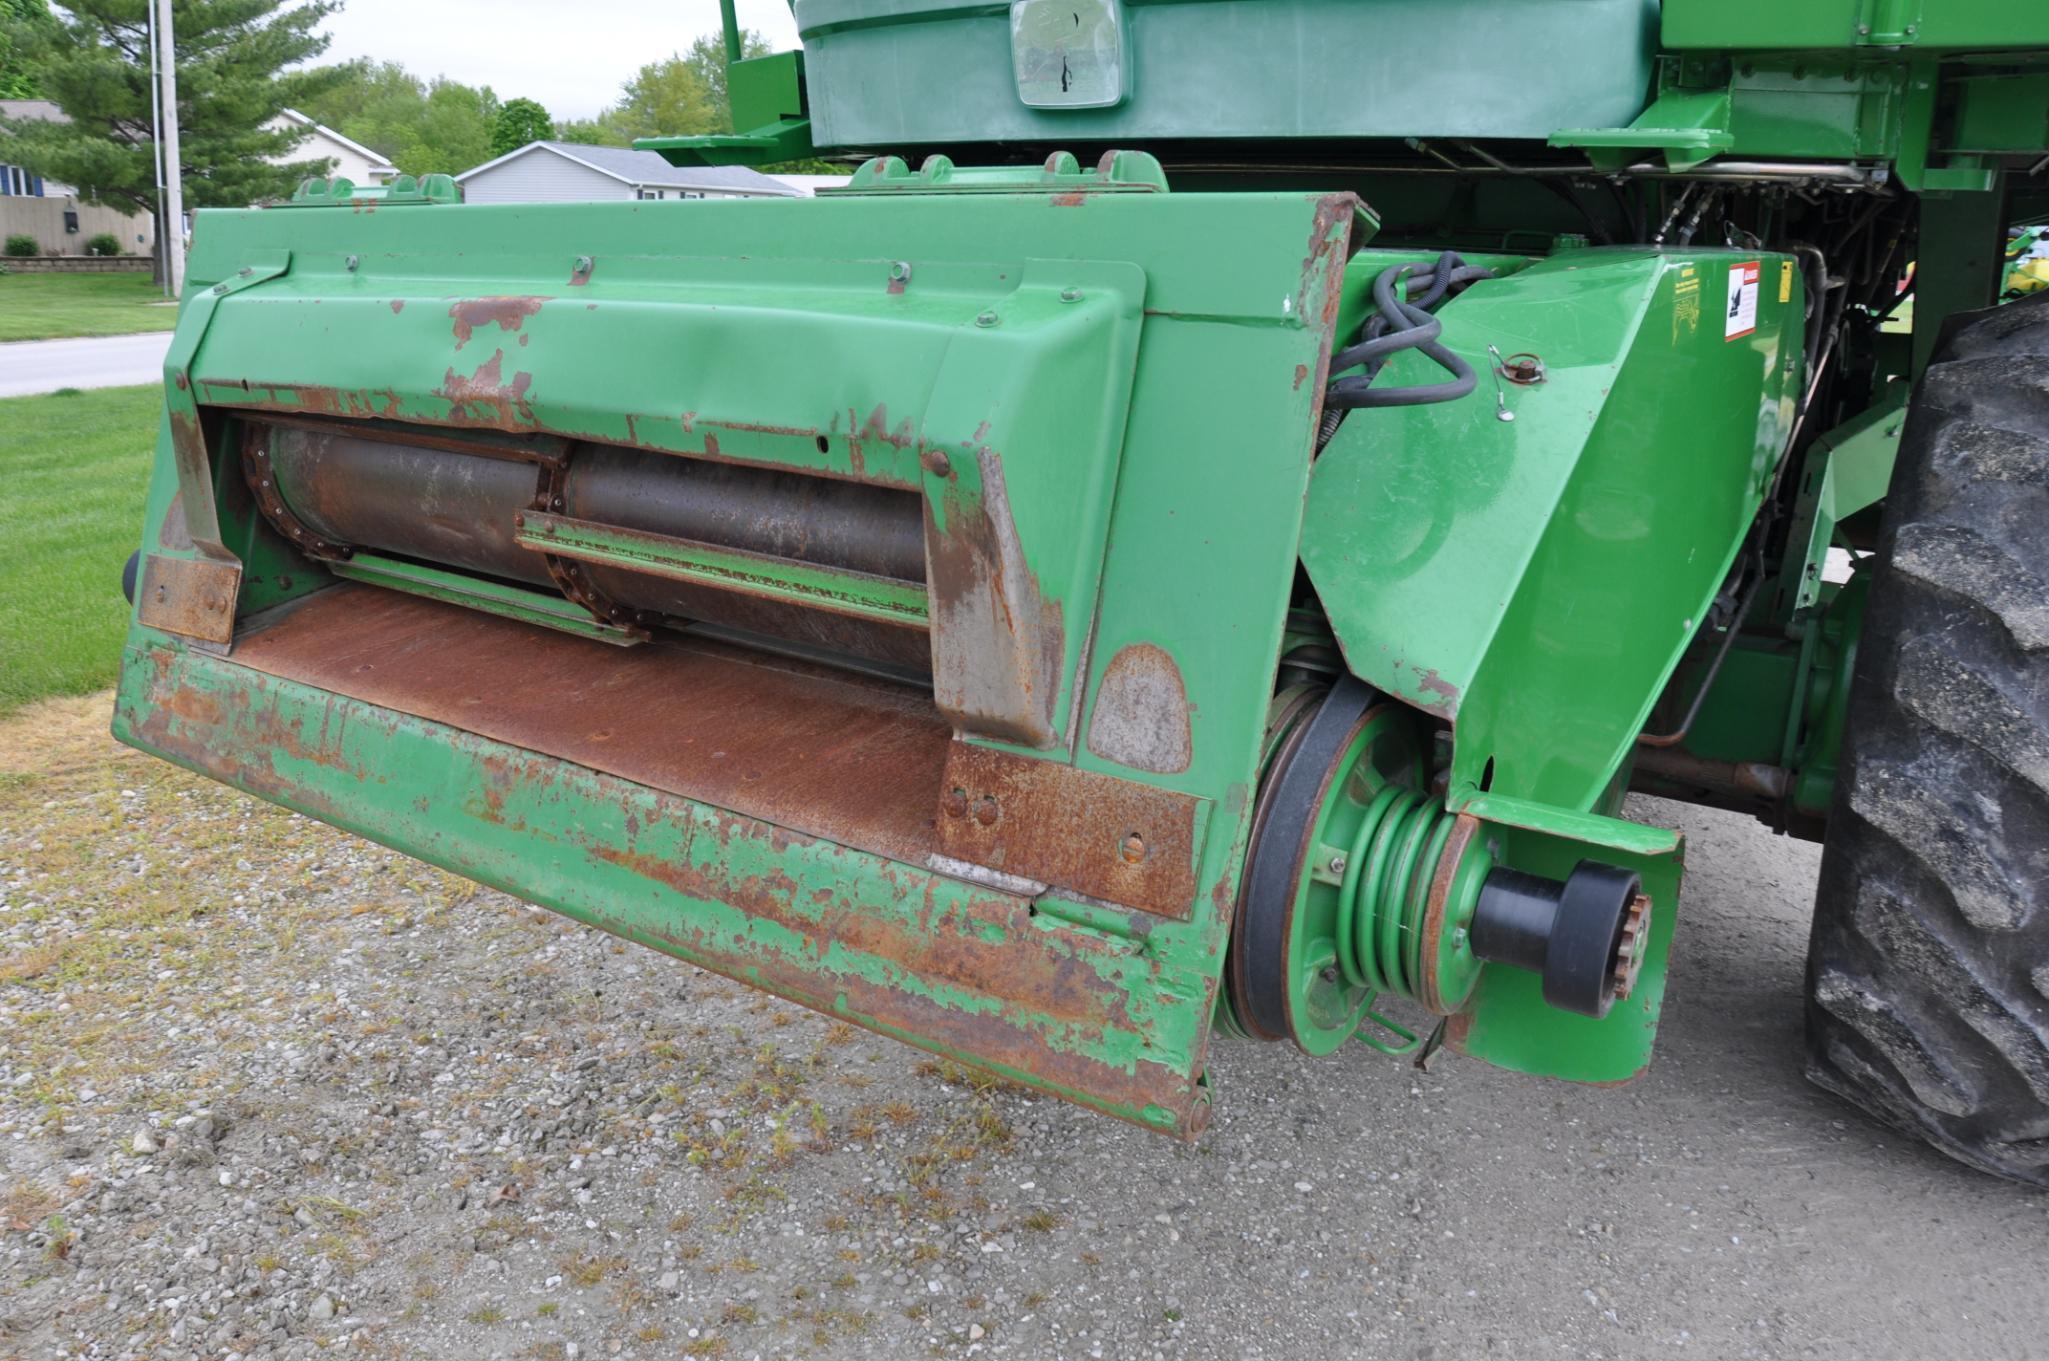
[
  {"x1": 4, "y1": 234, "x2": 40, "y2": 258},
  {"x1": 84, "y1": 233, "x2": 122, "y2": 257}
]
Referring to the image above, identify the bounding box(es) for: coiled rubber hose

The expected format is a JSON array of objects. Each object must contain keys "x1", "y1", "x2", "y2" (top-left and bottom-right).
[{"x1": 1318, "y1": 251, "x2": 1495, "y2": 449}]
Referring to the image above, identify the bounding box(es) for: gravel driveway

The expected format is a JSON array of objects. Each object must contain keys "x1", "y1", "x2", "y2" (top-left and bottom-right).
[{"x1": 3, "y1": 693, "x2": 2045, "y2": 1361}]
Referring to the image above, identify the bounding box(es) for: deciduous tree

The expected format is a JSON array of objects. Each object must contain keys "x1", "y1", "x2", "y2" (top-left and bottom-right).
[{"x1": 489, "y1": 95, "x2": 551, "y2": 158}]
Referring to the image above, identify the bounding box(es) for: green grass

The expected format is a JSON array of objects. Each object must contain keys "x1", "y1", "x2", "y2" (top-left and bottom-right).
[
  {"x1": 0, "y1": 272, "x2": 176, "y2": 343},
  {"x1": 0, "y1": 385, "x2": 161, "y2": 714}
]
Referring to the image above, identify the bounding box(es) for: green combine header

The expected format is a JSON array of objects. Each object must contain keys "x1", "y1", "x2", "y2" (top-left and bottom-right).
[{"x1": 116, "y1": 0, "x2": 2049, "y2": 1184}]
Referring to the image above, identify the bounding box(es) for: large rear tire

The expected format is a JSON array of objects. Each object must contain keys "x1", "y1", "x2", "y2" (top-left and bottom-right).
[{"x1": 1806, "y1": 293, "x2": 2049, "y2": 1186}]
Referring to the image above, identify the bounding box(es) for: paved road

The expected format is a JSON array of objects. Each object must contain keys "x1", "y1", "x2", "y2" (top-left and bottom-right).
[{"x1": 0, "y1": 330, "x2": 174, "y2": 398}]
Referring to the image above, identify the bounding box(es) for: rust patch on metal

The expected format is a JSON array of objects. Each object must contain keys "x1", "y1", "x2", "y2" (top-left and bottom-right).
[
  {"x1": 135, "y1": 553, "x2": 241, "y2": 645},
  {"x1": 1051, "y1": 191, "x2": 1086, "y2": 207},
  {"x1": 1085, "y1": 643, "x2": 1193, "y2": 775},
  {"x1": 448, "y1": 296, "x2": 548, "y2": 351},
  {"x1": 935, "y1": 741, "x2": 1203, "y2": 921},
  {"x1": 1293, "y1": 363, "x2": 1309, "y2": 391},
  {"x1": 1413, "y1": 667, "x2": 1460, "y2": 714},
  {"x1": 157, "y1": 492, "x2": 194, "y2": 550},
  {"x1": 713, "y1": 419, "x2": 820, "y2": 440},
  {"x1": 217, "y1": 384, "x2": 406, "y2": 422},
  {"x1": 923, "y1": 447, "x2": 1064, "y2": 748},
  {"x1": 861, "y1": 404, "x2": 916, "y2": 450},
  {"x1": 437, "y1": 350, "x2": 536, "y2": 429},
  {"x1": 389, "y1": 299, "x2": 405, "y2": 314},
  {"x1": 1418, "y1": 813, "x2": 1481, "y2": 1016},
  {"x1": 227, "y1": 585, "x2": 953, "y2": 868}
]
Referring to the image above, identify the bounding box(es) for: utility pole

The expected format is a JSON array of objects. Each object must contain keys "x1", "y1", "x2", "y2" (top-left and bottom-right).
[{"x1": 154, "y1": 0, "x2": 185, "y2": 298}]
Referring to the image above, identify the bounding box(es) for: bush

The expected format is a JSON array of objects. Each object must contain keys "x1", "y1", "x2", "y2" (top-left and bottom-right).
[
  {"x1": 84, "y1": 233, "x2": 122, "y2": 257},
  {"x1": 4, "y1": 234, "x2": 41, "y2": 258}
]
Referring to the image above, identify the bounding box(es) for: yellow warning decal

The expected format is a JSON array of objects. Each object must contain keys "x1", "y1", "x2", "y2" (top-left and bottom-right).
[
  {"x1": 1779, "y1": 260, "x2": 1796, "y2": 305},
  {"x1": 1674, "y1": 264, "x2": 1702, "y2": 340}
]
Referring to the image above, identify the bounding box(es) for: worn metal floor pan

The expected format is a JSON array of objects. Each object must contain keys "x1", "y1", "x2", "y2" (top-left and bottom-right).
[{"x1": 116, "y1": 584, "x2": 1217, "y2": 1133}]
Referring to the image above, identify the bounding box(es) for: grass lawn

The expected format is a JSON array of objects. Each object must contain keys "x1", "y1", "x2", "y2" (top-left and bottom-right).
[
  {"x1": 0, "y1": 385, "x2": 161, "y2": 714},
  {"x1": 0, "y1": 271, "x2": 177, "y2": 343}
]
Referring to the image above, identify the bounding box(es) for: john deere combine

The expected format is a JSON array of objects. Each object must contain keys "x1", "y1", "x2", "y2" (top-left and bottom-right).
[{"x1": 116, "y1": 1, "x2": 2049, "y2": 1184}]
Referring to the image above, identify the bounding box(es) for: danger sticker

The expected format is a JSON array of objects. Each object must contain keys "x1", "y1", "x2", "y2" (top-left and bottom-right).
[{"x1": 1726, "y1": 261, "x2": 1761, "y2": 340}]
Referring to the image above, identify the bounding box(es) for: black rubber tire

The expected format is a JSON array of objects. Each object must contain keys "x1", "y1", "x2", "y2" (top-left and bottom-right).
[{"x1": 1806, "y1": 291, "x2": 2049, "y2": 1186}]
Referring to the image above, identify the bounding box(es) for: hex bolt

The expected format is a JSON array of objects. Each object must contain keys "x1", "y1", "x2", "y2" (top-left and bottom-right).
[
  {"x1": 1327, "y1": 852, "x2": 1348, "y2": 875},
  {"x1": 1121, "y1": 832, "x2": 1146, "y2": 864},
  {"x1": 922, "y1": 449, "x2": 952, "y2": 477},
  {"x1": 974, "y1": 310, "x2": 1000, "y2": 328},
  {"x1": 574, "y1": 255, "x2": 594, "y2": 275},
  {"x1": 345, "y1": 254, "x2": 360, "y2": 272},
  {"x1": 1320, "y1": 966, "x2": 1340, "y2": 984},
  {"x1": 973, "y1": 796, "x2": 999, "y2": 826},
  {"x1": 1060, "y1": 287, "x2": 1083, "y2": 303},
  {"x1": 888, "y1": 260, "x2": 913, "y2": 284},
  {"x1": 942, "y1": 787, "x2": 969, "y2": 818}
]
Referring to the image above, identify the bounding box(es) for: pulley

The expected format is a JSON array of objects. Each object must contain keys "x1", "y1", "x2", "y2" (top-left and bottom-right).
[{"x1": 1223, "y1": 678, "x2": 1653, "y2": 1054}]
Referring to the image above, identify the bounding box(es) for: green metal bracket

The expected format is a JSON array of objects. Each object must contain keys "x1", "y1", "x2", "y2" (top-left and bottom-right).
[
  {"x1": 639, "y1": 120, "x2": 815, "y2": 169},
  {"x1": 1898, "y1": 60, "x2": 2000, "y2": 193},
  {"x1": 1552, "y1": 88, "x2": 1734, "y2": 172},
  {"x1": 641, "y1": 50, "x2": 815, "y2": 168},
  {"x1": 512, "y1": 512, "x2": 929, "y2": 630},
  {"x1": 1446, "y1": 795, "x2": 1683, "y2": 1084},
  {"x1": 278, "y1": 174, "x2": 460, "y2": 208},
  {"x1": 146, "y1": 252, "x2": 293, "y2": 644},
  {"x1": 1775, "y1": 384, "x2": 1906, "y2": 619},
  {"x1": 328, "y1": 553, "x2": 646, "y2": 647},
  {"x1": 826, "y1": 150, "x2": 1170, "y2": 196}
]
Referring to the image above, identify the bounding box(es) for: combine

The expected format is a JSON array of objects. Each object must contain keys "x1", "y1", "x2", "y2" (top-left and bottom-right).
[{"x1": 117, "y1": 0, "x2": 2049, "y2": 1184}]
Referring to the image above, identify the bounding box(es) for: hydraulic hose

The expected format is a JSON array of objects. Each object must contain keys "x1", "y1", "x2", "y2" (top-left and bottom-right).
[{"x1": 1318, "y1": 251, "x2": 1495, "y2": 450}]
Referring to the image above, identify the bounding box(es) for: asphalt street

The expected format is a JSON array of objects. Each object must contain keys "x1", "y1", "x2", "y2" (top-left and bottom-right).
[{"x1": 0, "y1": 330, "x2": 175, "y2": 398}]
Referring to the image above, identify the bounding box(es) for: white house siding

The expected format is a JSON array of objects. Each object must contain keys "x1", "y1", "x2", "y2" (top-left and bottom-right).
[
  {"x1": 461, "y1": 150, "x2": 631, "y2": 205},
  {"x1": 265, "y1": 114, "x2": 396, "y2": 190}
]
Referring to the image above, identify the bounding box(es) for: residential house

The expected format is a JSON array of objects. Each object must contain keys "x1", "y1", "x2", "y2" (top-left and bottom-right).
[
  {"x1": 268, "y1": 109, "x2": 397, "y2": 192},
  {"x1": 455, "y1": 142, "x2": 799, "y2": 205},
  {"x1": 0, "y1": 99, "x2": 156, "y2": 257}
]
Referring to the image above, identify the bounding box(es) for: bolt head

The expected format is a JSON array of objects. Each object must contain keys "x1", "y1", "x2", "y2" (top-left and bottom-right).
[
  {"x1": 1121, "y1": 833, "x2": 1145, "y2": 864},
  {"x1": 574, "y1": 256, "x2": 594, "y2": 273},
  {"x1": 942, "y1": 788, "x2": 969, "y2": 818},
  {"x1": 888, "y1": 260, "x2": 912, "y2": 283},
  {"x1": 1327, "y1": 853, "x2": 1347, "y2": 874},
  {"x1": 921, "y1": 449, "x2": 952, "y2": 477},
  {"x1": 345, "y1": 254, "x2": 360, "y2": 272},
  {"x1": 972, "y1": 797, "x2": 999, "y2": 827},
  {"x1": 974, "y1": 310, "x2": 1000, "y2": 328},
  {"x1": 1059, "y1": 287, "x2": 1082, "y2": 303}
]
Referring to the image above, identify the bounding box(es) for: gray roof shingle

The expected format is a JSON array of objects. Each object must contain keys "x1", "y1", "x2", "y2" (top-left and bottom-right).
[{"x1": 463, "y1": 141, "x2": 798, "y2": 195}]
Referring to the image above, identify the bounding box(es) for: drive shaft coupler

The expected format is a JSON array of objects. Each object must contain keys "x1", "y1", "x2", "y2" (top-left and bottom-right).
[{"x1": 1470, "y1": 862, "x2": 1651, "y2": 1018}]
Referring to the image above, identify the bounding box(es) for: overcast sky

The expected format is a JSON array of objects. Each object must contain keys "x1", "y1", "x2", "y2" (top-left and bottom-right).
[{"x1": 314, "y1": 0, "x2": 803, "y2": 120}]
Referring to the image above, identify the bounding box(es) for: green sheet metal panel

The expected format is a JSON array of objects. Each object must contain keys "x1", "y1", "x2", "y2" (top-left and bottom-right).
[
  {"x1": 795, "y1": 0, "x2": 1659, "y2": 147},
  {"x1": 111, "y1": 646, "x2": 1214, "y2": 1131},
  {"x1": 113, "y1": 183, "x2": 1362, "y2": 1131},
  {"x1": 1663, "y1": 0, "x2": 2049, "y2": 50},
  {"x1": 1299, "y1": 247, "x2": 1801, "y2": 813}
]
